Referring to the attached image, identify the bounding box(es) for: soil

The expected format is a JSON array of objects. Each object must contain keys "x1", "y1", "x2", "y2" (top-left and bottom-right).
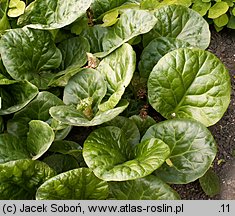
[{"x1": 172, "y1": 28, "x2": 235, "y2": 200}]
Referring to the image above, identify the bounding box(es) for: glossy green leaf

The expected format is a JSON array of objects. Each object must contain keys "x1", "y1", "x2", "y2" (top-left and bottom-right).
[
  {"x1": 143, "y1": 5, "x2": 210, "y2": 49},
  {"x1": 142, "y1": 119, "x2": 217, "y2": 184},
  {"x1": 208, "y1": 2, "x2": 229, "y2": 19},
  {"x1": 83, "y1": 126, "x2": 170, "y2": 181},
  {"x1": 0, "y1": 80, "x2": 38, "y2": 115},
  {"x1": 81, "y1": 25, "x2": 108, "y2": 53},
  {"x1": 129, "y1": 115, "x2": 156, "y2": 137},
  {"x1": 27, "y1": 120, "x2": 54, "y2": 160},
  {"x1": 90, "y1": 0, "x2": 127, "y2": 18},
  {"x1": 192, "y1": 0, "x2": 211, "y2": 16},
  {"x1": 36, "y1": 168, "x2": 109, "y2": 200},
  {"x1": 104, "y1": 116, "x2": 140, "y2": 146},
  {"x1": 0, "y1": 27, "x2": 62, "y2": 89},
  {"x1": 97, "y1": 43, "x2": 136, "y2": 111},
  {"x1": 49, "y1": 100, "x2": 129, "y2": 127},
  {"x1": 95, "y1": 9, "x2": 156, "y2": 57},
  {"x1": 109, "y1": 175, "x2": 180, "y2": 200},
  {"x1": 139, "y1": 37, "x2": 190, "y2": 78},
  {"x1": 0, "y1": 159, "x2": 56, "y2": 199},
  {"x1": 8, "y1": 0, "x2": 26, "y2": 18},
  {"x1": 148, "y1": 48, "x2": 231, "y2": 127},
  {"x1": 199, "y1": 168, "x2": 220, "y2": 196},
  {"x1": 58, "y1": 36, "x2": 90, "y2": 70},
  {"x1": 63, "y1": 68, "x2": 107, "y2": 115},
  {"x1": 18, "y1": 0, "x2": 92, "y2": 29},
  {"x1": 214, "y1": 14, "x2": 229, "y2": 27},
  {"x1": 43, "y1": 154, "x2": 79, "y2": 174},
  {"x1": 7, "y1": 91, "x2": 63, "y2": 137},
  {"x1": 0, "y1": 134, "x2": 29, "y2": 163}
]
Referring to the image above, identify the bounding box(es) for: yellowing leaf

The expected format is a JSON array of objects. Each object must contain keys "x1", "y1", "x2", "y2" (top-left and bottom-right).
[
  {"x1": 8, "y1": 0, "x2": 25, "y2": 18},
  {"x1": 101, "y1": 10, "x2": 119, "y2": 27},
  {"x1": 208, "y1": 2, "x2": 229, "y2": 19}
]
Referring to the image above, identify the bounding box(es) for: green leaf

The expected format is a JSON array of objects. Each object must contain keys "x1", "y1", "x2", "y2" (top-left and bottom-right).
[
  {"x1": 148, "y1": 48, "x2": 231, "y2": 127},
  {"x1": 143, "y1": 5, "x2": 210, "y2": 49},
  {"x1": 0, "y1": 80, "x2": 38, "y2": 115},
  {"x1": 95, "y1": 9, "x2": 157, "y2": 57},
  {"x1": 8, "y1": 0, "x2": 26, "y2": 18},
  {"x1": 142, "y1": 119, "x2": 217, "y2": 184},
  {"x1": 199, "y1": 168, "x2": 220, "y2": 197},
  {"x1": 104, "y1": 116, "x2": 140, "y2": 146},
  {"x1": 208, "y1": 2, "x2": 229, "y2": 19},
  {"x1": 109, "y1": 175, "x2": 180, "y2": 200},
  {"x1": 48, "y1": 67, "x2": 83, "y2": 87},
  {"x1": 0, "y1": 116, "x2": 3, "y2": 133},
  {"x1": 192, "y1": 0, "x2": 211, "y2": 16},
  {"x1": 18, "y1": 0, "x2": 92, "y2": 29},
  {"x1": 27, "y1": 120, "x2": 54, "y2": 160},
  {"x1": 140, "y1": 0, "x2": 161, "y2": 10},
  {"x1": 0, "y1": 159, "x2": 56, "y2": 199},
  {"x1": 227, "y1": 15, "x2": 235, "y2": 29},
  {"x1": 90, "y1": 0, "x2": 127, "y2": 18},
  {"x1": 7, "y1": 91, "x2": 63, "y2": 137},
  {"x1": 49, "y1": 140, "x2": 82, "y2": 159},
  {"x1": 139, "y1": 37, "x2": 191, "y2": 78},
  {"x1": 43, "y1": 154, "x2": 79, "y2": 174},
  {"x1": 36, "y1": 168, "x2": 109, "y2": 200},
  {"x1": 232, "y1": 7, "x2": 235, "y2": 16},
  {"x1": 0, "y1": 134, "x2": 30, "y2": 164},
  {"x1": 101, "y1": 10, "x2": 119, "y2": 27},
  {"x1": 58, "y1": 36, "x2": 90, "y2": 70},
  {"x1": 63, "y1": 68, "x2": 107, "y2": 115},
  {"x1": 97, "y1": 43, "x2": 136, "y2": 111},
  {"x1": 214, "y1": 14, "x2": 229, "y2": 27},
  {"x1": 83, "y1": 126, "x2": 170, "y2": 181},
  {"x1": 49, "y1": 99, "x2": 129, "y2": 127},
  {"x1": 129, "y1": 115, "x2": 156, "y2": 137},
  {"x1": 0, "y1": 27, "x2": 62, "y2": 89},
  {"x1": 162, "y1": 0, "x2": 192, "y2": 7},
  {"x1": 0, "y1": 0, "x2": 10, "y2": 31},
  {"x1": 81, "y1": 25, "x2": 109, "y2": 53}
]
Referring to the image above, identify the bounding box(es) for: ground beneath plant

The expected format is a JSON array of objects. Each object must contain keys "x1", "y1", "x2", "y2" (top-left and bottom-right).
[{"x1": 173, "y1": 28, "x2": 235, "y2": 200}]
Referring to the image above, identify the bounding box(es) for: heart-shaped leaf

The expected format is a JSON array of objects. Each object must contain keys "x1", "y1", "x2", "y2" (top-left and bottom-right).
[
  {"x1": 36, "y1": 168, "x2": 109, "y2": 200},
  {"x1": 148, "y1": 48, "x2": 231, "y2": 127},
  {"x1": 142, "y1": 119, "x2": 217, "y2": 184},
  {"x1": 83, "y1": 126, "x2": 170, "y2": 181}
]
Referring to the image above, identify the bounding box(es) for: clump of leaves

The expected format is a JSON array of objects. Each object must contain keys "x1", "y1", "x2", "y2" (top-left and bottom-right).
[{"x1": 0, "y1": 1, "x2": 231, "y2": 200}]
